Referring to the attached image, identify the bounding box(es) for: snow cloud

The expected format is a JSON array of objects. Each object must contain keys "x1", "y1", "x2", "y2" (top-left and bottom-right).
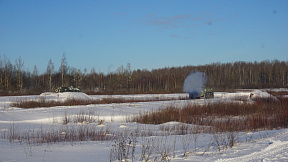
[{"x1": 183, "y1": 72, "x2": 205, "y2": 94}]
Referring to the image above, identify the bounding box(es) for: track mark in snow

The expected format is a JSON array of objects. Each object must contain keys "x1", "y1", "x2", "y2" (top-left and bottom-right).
[{"x1": 216, "y1": 140, "x2": 288, "y2": 162}]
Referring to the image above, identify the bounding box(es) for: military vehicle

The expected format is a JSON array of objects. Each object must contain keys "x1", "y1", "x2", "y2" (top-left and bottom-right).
[
  {"x1": 55, "y1": 86, "x2": 81, "y2": 93},
  {"x1": 188, "y1": 87, "x2": 214, "y2": 99}
]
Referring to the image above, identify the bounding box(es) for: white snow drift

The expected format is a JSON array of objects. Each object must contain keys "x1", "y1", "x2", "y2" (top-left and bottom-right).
[{"x1": 0, "y1": 89, "x2": 288, "y2": 162}]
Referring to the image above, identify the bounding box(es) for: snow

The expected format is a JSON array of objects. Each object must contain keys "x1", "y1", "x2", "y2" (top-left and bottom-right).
[
  {"x1": 215, "y1": 130, "x2": 288, "y2": 162},
  {"x1": 40, "y1": 92, "x2": 92, "y2": 101},
  {"x1": 1, "y1": 90, "x2": 288, "y2": 161},
  {"x1": 215, "y1": 89, "x2": 273, "y2": 100}
]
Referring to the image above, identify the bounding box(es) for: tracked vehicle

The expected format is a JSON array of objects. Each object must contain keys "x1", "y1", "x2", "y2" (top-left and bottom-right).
[
  {"x1": 188, "y1": 87, "x2": 214, "y2": 99},
  {"x1": 55, "y1": 86, "x2": 81, "y2": 93}
]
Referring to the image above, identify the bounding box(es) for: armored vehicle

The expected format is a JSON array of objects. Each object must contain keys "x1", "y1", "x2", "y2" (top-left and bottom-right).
[
  {"x1": 55, "y1": 86, "x2": 81, "y2": 93},
  {"x1": 188, "y1": 87, "x2": 214, "y2": 99}
]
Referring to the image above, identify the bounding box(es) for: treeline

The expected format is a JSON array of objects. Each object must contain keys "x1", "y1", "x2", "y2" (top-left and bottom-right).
[{"x1": 0, "y1": 54, "x2": 287, "y2": 95}]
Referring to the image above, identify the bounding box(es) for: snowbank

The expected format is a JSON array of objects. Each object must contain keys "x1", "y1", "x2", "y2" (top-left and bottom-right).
[
  {"x1": 1, "y1": 89, "x2": 288, "y2": 161},
  {"x1": 215, "y1": 89, "x2": 276, "y2": 101},
  {"x1": 40, "y1": 92, "x2": 92, "y2": 101},
  {"x1": 251, "y1": 89, "x2": 273, "y2": 98}
]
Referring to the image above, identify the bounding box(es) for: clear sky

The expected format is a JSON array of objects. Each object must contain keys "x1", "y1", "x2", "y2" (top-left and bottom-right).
[{"x1": 0, "y1": 0, "x2": 287, "y2": 74}]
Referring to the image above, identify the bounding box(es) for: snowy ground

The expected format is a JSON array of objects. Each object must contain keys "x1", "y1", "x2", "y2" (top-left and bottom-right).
[{"x1": 0, "y1": 89, "x2": 288, "y2": 161}]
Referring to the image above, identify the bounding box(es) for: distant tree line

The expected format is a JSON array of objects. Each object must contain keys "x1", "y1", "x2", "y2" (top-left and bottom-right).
[{"x1": 0, "y1": 54, "x2": 287, "y2": 95}]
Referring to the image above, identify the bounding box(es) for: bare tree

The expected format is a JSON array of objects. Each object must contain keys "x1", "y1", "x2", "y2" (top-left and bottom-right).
[
  {"x1": 3, "y1": 56, "x2": 11, "y2": 90},
  {"x1": 32, "y1": 65, "x2": 39, "y2": 89},
  {"x1": 60, "y1": 52, "x2": 68, "y2": 86},
  {"x1": 15, "y1": 57, "x2": 24, "y2": 90},
  {"x1": 47, "y1": 59, "x2": 54, "y2": 90},
  {"x1": 33, "y1": 65, "x2": 38, "y2": 77}
]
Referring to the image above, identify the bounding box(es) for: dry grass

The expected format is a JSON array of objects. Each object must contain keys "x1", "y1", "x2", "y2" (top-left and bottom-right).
[
  {"x1": 1, "y1": 124, "x2": 116, "y2": 146},
  {"x1": 132, "y1": 97, "x2": 288, "y2": 132},
  {"x1": 11, "y1": 96, "x2": 187, "y2": 109},
  {"x1": 266, "y1": 90, "x2": 288, "y2": 96}
]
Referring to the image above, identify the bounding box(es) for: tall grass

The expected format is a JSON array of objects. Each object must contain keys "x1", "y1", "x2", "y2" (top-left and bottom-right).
[
  {"x1": 11, "y1": 96, "x2": 187, "y2": 108},
  {"x1": 1, "y1": 124, "x2": 116, "y2": 146},
  {"x1": 132, "y1": 97, "x2": 288, "y2": 132}
]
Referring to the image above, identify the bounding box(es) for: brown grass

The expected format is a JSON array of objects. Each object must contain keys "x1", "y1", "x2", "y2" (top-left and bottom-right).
[
  {"x1": 266, "y1": 90, "x2": 288, "y2": 96},
  {"x1": 2, "y1": 124, "x2": 116, "y2": 145},
  {"x1": 11, "y1": 96, "x2": 187, "y2": 108},
  {"x1": 132, "y1": 97, "x2": 288, "y2": 132}
]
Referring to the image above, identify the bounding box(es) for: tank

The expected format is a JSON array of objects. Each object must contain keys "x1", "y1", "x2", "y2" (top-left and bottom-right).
[
  {"x1": 55, "y1": 86, "x2": 81, "y2": 93},
  {"x1": 188, "y1": 87, "x2": 214, "y2": 99},
  {"x1": 201, "y1": 87, "x2": 214, "y2": 99}
]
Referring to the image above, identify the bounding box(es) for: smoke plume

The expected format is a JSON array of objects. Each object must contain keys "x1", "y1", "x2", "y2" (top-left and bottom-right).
[{"x1": 183, "y1": 72, "x2": 205, "y2": 93}]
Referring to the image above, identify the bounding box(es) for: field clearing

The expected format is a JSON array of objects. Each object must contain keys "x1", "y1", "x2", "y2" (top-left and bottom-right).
[{"x1": 0, "y1": 89, "x2": 288, "y2": 161}]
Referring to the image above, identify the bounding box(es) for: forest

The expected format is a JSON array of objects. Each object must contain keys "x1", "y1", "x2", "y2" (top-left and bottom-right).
[{"x1": 0, "y1": 54, "x2": 287, "y2": 95}]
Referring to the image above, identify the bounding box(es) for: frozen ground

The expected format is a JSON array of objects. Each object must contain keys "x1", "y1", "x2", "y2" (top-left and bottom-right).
[{"x1": 0, "y1": 89, "x2": 288, "y2": 161}]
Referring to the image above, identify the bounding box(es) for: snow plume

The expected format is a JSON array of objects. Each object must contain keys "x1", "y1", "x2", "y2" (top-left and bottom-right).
[{"x1": 183, "y1": 72, "x2": 205, "y2": 93}]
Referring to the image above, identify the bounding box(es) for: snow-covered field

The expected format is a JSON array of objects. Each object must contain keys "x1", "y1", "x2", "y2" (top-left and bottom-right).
[{"x1": 0, "y1": 89, "x2": 288, "y2": 161}]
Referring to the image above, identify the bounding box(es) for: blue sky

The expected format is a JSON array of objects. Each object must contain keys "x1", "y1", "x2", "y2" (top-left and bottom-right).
[{"x1": 0, "y1": 0, "x2": 287, "y2": 74}]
